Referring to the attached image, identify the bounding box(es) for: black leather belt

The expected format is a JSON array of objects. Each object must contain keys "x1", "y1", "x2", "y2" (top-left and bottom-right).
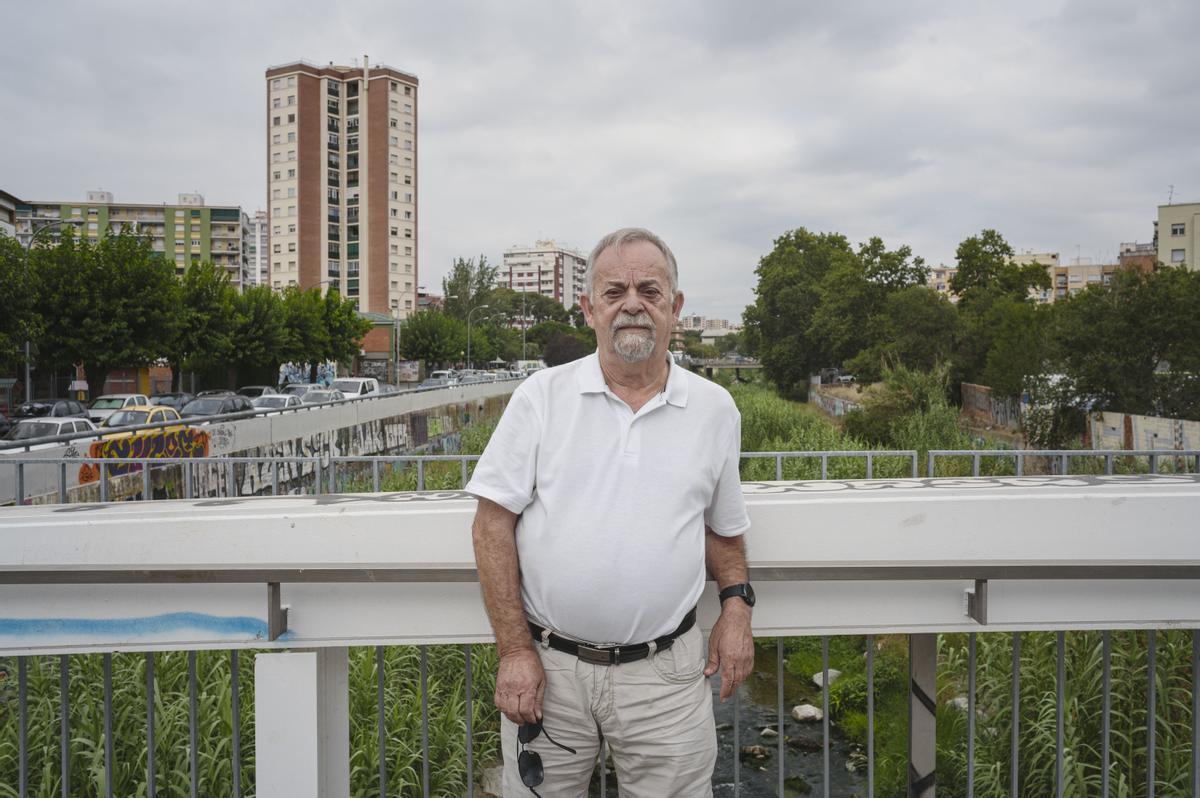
[{"x1": 528, "y1": 608, "x2": 697, "y2": 666}]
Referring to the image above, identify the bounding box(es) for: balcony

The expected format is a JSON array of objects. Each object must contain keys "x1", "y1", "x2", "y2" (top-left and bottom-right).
[{"x1": 1, "y1": 456, "x2": 1198, "y2": 796}]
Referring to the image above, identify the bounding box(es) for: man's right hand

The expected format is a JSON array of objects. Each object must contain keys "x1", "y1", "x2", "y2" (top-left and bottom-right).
[{"x1": 494, "y1": 647, "x2": 545, "y2": 724}]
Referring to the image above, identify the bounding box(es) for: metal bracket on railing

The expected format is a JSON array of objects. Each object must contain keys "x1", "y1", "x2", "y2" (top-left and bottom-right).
[
  {"x1": 267, "y1": 582, "x2": 289, "y2": 641},
  {"x1": 965, "y1": 579, "x2": 988, "y2": 625}
]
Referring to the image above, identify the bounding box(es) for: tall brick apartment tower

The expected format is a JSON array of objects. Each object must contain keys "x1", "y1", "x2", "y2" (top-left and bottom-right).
[{"x1": 265, "y1": 57, "x2": 418, "y2": 364}]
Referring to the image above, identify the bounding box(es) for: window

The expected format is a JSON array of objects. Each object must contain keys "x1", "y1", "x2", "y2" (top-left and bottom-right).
[
  {"x1": 390, "y1": 244, "x2": 398, "y2": 254},
  {"x1": 390, "y1": 117, "x2": 398, "y2": 128},
  {"x1": 273, "y1": 98, "x2": 281, "y2": 109},
  {"x1": 273, "y1": 170, "x2": 281, "y2": 180},
  {"x1": 404, "y1": 175, "x2": 412, "y2": 185},
  {"x1": 404, "y1": 86, "x2": 411, "y2": 96},
  {"x1": 287, "y1": 205, "x2": 296, "y2": 215},
  {"x1": 287, "y1": 76, "x2": 295, "y2": 87},
  {"x1": 391, "y1": 81, "x2": 398, "y2": 91},
  {"x1": 288, "y1": 113, "x2": 295, "y2": 123},
  {"x1": 273, "y1": 133, "x2": 281, "y2": 144},
  {"x1": 404, "y1": 211, "x2": 412, "y2": 220},
  {"x1": 288, "y1": 242, "x2": 296, "y2": 252},
  {"x1": 273, "y1": 116, "x2": 281, "y2": 126},
  {"x1": 287, "y1": 187, "x2": 296, "y2": 198},
  {"x1": 1172, "y1": 223, "x2": 1186, "y2": 236},
  {"x1": 288, "y1": 260, "x2": 296, "y2": 270},
  {"x1": 272, "y1": 189, "x2": 282, "y2": 199},
  {"x1": 287, "y1": 168, "x2": 296, "y2": 178},
  {"x1": 404, "y1": 103, "x2": 412, "y2": 113},
  {"x1": 403, "y1": 140, "x2": 413, "y2": 150},
  {"x1": 273, "y1": 206, "x2": 281, "y2": 216},
  {"x1": 273, "y1": 225, "x2": 281, "y2": 235},
  {"x1": 287, "y1": 223, "x2": 296, "y2": 233},
  {"x1": 273, "y1": 244, "x2": 282, "y2": 254},
  {"x1": 404, "y1": 228, "x2": 412, "y2": 239},
  {"x1": 390, "y1": 226, "x2": 398, "y2": 236},
  {"x1": 389, "y1": 135, "x2": 398, "y2": 146},
  {"x1": 390, "y1": 208, "x2": 398, "y2": 217},
  {"x1": 390, "y1": 171, "x2": 398, "y2": 183},
  {"x1": 287, "y1": 132, "x2": 295, "y2": 143},
  {"x1": 191, "y1": 238, "x2": 200, "y2": 247},
  {"x1": 1172, "y1": 249, "x2": 1186, "y2": 263},
  {"x1": 404, "y1": 193, "x2": 413, "y2": 202},
  {"x1": 404, "y1": 246, "x2": 412, "y2": 256},
  {"x1": 390, "y1": 191, "x2": 398, "y2": 200},
  {"x1": 287, "y1": 95, "x2": 295, "y2": 105},
  {"x1": 288, "y1": 150, "x2": 296, "y2": 160},
  {"x1": 272, "y1": 152, "x2": 282, "y2": 163},
  {"x1": 272, "y1": 78, "x2": 282, "y2": 89}
]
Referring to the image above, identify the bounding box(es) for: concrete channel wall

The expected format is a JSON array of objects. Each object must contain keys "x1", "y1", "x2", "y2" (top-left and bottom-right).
[{"x1": 0, "y1": 381, "x2": 519, "y2": 505}]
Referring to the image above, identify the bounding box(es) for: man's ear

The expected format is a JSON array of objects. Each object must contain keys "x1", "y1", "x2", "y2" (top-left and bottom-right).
[
  {"x1": 672, "y1": 290, "x2": 685, "y2": 320},
  {"x1": 580, "y1": 293, "x2": 596, "y2": 328}
]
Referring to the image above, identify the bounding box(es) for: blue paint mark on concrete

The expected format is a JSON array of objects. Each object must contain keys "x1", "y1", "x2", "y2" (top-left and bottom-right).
[{"x1": 0, "y1": 612, "x2": 269, "y2": 639}]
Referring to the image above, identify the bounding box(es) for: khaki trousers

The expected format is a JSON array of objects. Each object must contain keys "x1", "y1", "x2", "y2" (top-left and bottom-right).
[{"x1": 500, "y1": 625, "x2": 717, "y2": 797}]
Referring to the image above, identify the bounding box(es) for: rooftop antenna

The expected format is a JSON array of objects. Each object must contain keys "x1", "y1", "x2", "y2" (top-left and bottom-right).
[{"x1": 1167, "y1": 184, "x2": 1175, "y2": 205}]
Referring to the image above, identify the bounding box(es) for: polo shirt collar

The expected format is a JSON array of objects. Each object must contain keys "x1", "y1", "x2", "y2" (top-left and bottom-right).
[{"x1": 576, "y1": 351, "x2": 690, "y2": 408}]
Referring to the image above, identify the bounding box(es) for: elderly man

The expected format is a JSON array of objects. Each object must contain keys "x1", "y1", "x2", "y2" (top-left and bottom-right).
[{"x1": 466, "y1": 227, "x2": 754, "y2": 796}]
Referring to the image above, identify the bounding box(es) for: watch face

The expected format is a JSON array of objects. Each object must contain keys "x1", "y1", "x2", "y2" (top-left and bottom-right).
[
  {"x1": 743, "y1": 583, "x2": 756, "y2": 606},
  {"x1": 722, "y1": 583, "x2": 755, "y2": 607}
]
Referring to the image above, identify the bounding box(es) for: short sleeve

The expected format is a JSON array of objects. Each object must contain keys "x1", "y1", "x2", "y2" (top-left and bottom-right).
[
  {"x1": 464, "y1": 389, "x2": 540, "y2": 514},
  {"x1": 704, "y1": 408, "x2": 750, "y2": 536}
]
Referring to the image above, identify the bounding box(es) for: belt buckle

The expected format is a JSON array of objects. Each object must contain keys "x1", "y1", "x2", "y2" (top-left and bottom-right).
[{"x1": 577, "y1": 643, "x2": 616, "y2": 665}]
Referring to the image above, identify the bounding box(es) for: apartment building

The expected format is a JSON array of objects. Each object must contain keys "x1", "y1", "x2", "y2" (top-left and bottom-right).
[
  {"x1": 264, "y1": 58, "x2": 418, "y2": 330},
  {"x1": 1118, "y1": 241, "x2": 1157, "y2": 272},
  {"x1": 678, "y1": 313, "x2": 706, "y2": 331},
  {"x1": 927, "y1": 265, "x2": 958, "y2": 302},
  {"x1": 0, "y1": 189, "x2": 19, "y2": 237},
  {"x1": 1010, "y1": 251, "x2": 1060, "y2": 303},
  {"x1": 246, "y1": 209, "x2": 269, "y2": 286},
  {"x1": 1049, "y1": 259, "x2": 1119, "y2": 300},
  {"x1": 13, "y1": 191, "x2": 250, "y2": 288},
  {"x1": 500, "y1": 240, "x2": 587, "y2": 310},
  {"x1": 1157, "y1": 202, "x2": 1200, "y2": 270}
]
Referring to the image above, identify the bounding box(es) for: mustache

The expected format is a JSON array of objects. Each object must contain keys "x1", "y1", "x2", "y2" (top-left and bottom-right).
[{"x1": 612, "y1": 313, "x2": 655, "y2": 331}]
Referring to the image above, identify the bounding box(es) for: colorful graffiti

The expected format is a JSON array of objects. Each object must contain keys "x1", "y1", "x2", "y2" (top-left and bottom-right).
[{"x1": 78, "y1": 429, "x2": 210, "y2": 483}]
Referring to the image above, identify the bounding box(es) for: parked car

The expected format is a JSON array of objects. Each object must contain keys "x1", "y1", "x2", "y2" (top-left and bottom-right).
[
  {"x1": 13, "y1": 398, "x2": 90, "y2": 419},
  {"x1": 280, "y1": 383, "x2": 322, "y2": 398},
  {"x1": 4, "y1": 416, "x2": 99, "y2": 443},
  {"x1": 237, "y1": 385, "x2": 279, "y2": 398},
  {"x1": 150, "y1": 392, "x2": 195, "y2": 410},
  {"x1": 179, "y1": 394, "x2": 255, "y2": 419},
  {"x1": 331, "y1": 377, "x2": 381, "y2": 398},
  {"x1": 299, "y1": 389, "x2": 346, "y2": 405},
  {"x1": 418, "y1": 377, "x2": 451, "y2": 389},
  {"x1": 378, "y1": 383, "x2": 400, "y2": 395},
  {"x1": 197, "y1": 389, "x2": 234, "y2": 397},
  {"x1": 428, "y1": 370, "x2": 457, "y2": 384},
  {"x1": 88, "y1": 394, "x2": 151, "y2": 424},
  {"x1": 251, "y1": 394, "x2": 303, "y2": 414},
  {"x1": 99, "y1": 405, "x2": 183, "y2": 430}
]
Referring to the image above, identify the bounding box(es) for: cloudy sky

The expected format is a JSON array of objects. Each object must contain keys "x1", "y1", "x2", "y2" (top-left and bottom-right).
[{"x1": 3, "y1": 1, "x2": 1196, "y2": 321}]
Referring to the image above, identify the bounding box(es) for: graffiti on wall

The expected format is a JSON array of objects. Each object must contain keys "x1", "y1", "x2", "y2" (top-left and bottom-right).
[
  {"x1": 1089, "y1": 411, "x2": 1200, "y2": 451},
  {"x1": 960, "y1": 383, "x2": 1022, "y2": 431},
  {"x1": 809, "y1": 388, "x2": 862, "y2": 418},
  {"x1": 78, "y1": 429, "x2": 211, "y2": 483}
]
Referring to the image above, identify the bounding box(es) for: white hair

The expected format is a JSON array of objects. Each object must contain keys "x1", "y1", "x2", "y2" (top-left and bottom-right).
[{"x1": 585, "y1": 227, "x2": 679, "y2": 299}]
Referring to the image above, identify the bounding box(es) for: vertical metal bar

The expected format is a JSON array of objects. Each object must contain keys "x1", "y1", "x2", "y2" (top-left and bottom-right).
[
  {"x1": 867, "y1": 634, "x2": 875, "y2": 798},
  {"x1": 59, "y1": 461, "x2": 67, "y2": 503},
  {"x1": 231, "y1": 650, "x2": 241, "y2": 798},
  {"x1": 1056, "y1": 631, "x2": 1064, "y2": 798},
  {"x1": 1150, "y1": 453, "x2": 1159, "y2": 474},
  {"x1": 377, "y1": 646, "x2": 387, "y2": 797},
  {"x1": 373, "y1": 459, "x2": 381, "y2": 492},
  {"x1": 822, "y1": 636, "x2": 830, "y2": 798},
  {"x1": 461, "y1": 457, "x2": 469, "y2": 488},
  {"x1": 329, "y1": 458, "x2": 337, "y2": 493},
  {"x1": 100, "y1": 461, "x2": 108, "y2": 502},
  {"x1": 1192, "y1": 629, "x2": 1198, "y2": 798},
  {"x1": 18, "y1": 656, "x2": 27, "y2": 797},
  {"x1": 60, "y1": 654, "x2": 69, "y2": 798},
  {"x1": 146, "y1": 652, "x2": 156, "y2": 798},
  {"x1": 1103, "y1": 630, "x2": 1111, "y2": 798},
  {"x1": 777, "y1": 639, "x2": 785, "y2": 797},
  {"x1": 185, "y1": 460, "x2": 193, "y2": 499},
  {"x1": 866, "y1": 453, "x2": 873, "y2": 479},
  {"x1": 465, "y1": 645, "x2": 474, "y2": 798},
  {"x1": 1148, "y1": 629, "x2": 1157, "y2": 798},
  {"x1": 1016, "y1": 453, "x2": 1024, "y2": 477},
  {"x1": 928, "y1": 452, "x2": 936, "y2": 478},
  {"x1": 143, "y1": 461, "x2": 152, "y2": 500},
  {"x1": 104, "y1": 653, "x2": 113, "y2": 798},
  {"x1": 417, "y1": 460, "x2": 426, "y2": 491},
  {"x1": 421, "y1": 646, "x2": 429, "y2": 798},
  {"x1": 314, "y1": 459, "x2": 322, "y2": 495},
  {"x1": 1011, "y1": 632, "x2": 1021, "y2": 798},
  {"x1": 16, "y1": 461, "x2": 24, "y2": 505},
  {"x1": 968, "y1": 633, "x2": 976, "y2": 798},
  {"x1": 821, "y1": 454, "x2": 828, "y2": 480},
  {"x1": 910, "y1": 453, "x2": 918, "y2": 479},
  {"x1": 775, "y1": 454, "x2": 782, "y2": 480},
  {"x1": 1106, "y1": 454, "x2": 1114, "y2": 475},
  {"x1": 227, "y1": 461, "x2": 236, "y2": 497},
  {"x1": 189, "y1": 651, "x2": 198, "y2": 798},
  {"x1": 733, "y1": 687, "x2": 741, "y2": 797},
  {"x1": 272, "y1": 460, "x2": 279, "y2": 495},
  {"x1": 973, "y1": 453, "x2": 981, "y2": 477},
  {"x1": 1060, "y1": 453, "x2": 1068, "y2": 475}
]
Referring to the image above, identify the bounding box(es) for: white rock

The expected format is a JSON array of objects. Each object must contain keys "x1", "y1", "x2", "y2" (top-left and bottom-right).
[
  {"x1": 791, "y1": 703, "x2": 823, "y2": 722},
  {"x1": 761, "y1": 727, "x2": 778, "y2": 738},
  {"x1": 812, "y1": 669, "x2": 842, "y2": 688},
  {"x1": 947, "y1": 695, "x2": 969, "y2": 712},
  {"x1": 479, "y1": 765, "x2": 504, "y2": 797}
]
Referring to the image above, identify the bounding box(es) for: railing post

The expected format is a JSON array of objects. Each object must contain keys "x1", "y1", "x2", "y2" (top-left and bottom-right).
[
  {"x1": 254, "y1": 648, "x2": 349, "y2": 798},
  {"x1": 909, "y1": 633, "x2": 936, "y2": 797}
]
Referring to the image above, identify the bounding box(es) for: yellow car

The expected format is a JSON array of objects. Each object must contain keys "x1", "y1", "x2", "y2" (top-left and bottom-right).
[{"x1": 98, "y1": 404, "x2": 185, "y2": 437}]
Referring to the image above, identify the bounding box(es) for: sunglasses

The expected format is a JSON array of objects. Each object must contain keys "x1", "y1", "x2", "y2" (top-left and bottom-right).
[{"x1": 517, "y1": 719, "x2": 577, "y2": 797}]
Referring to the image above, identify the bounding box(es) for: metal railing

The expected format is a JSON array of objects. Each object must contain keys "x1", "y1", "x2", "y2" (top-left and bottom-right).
[{"x1": 928, "y1": 448, "x2": 1200, "y2": 477}]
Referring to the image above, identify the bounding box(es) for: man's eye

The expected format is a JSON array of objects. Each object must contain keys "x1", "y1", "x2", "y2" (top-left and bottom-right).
[{"x1": 605, "y1": 289, "x2": 622, "y2": 298}]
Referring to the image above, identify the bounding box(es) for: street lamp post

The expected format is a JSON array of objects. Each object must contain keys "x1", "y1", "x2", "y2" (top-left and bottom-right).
[
  {"x1": 20, "y1": 218, "x2": 77, "y2": 401},
  {"x1": 466, "y1": 304, "x2": 491, "y2": 370}
]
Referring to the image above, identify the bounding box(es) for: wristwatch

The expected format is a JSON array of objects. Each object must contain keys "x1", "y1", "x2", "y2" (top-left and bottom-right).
[{"x1": 719, "y1": 582, "x2": 756, "y2": 607}]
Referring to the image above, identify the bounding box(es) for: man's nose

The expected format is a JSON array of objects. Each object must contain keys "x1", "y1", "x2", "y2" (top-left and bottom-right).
[{"x1": 620, "y1": 289, "x2": 644, "y2": 314}]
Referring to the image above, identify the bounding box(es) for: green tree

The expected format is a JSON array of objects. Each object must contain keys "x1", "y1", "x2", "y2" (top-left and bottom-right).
[
  {"x1": 321, "y1": 289, "x2": 373, "y2": 367},
  {"x1": 489, "y1": 288, "x2": 569, "y2": 326},
  {"x1": 982, "y1": 300, "x2": 1055, "y2": 397},
  {"x1": 399, "y1": 310, "x2": 466, "y2": 368},
  {"x1": 280, "y1": 287, "x2": 330, "y2": 383},
  {"x1": 0, "y1": 234, "x2": 38, "y2": 375},
  {"x1": 949, "y1": 229, "x2": 1049, "y2": 304},
  {"x1": 442, "y1": 255, "x2": 498, "y2": 320},
  {"x1": 165, "y1": 260, "x2": 237, "y2": 390},
  {"x1": 231, "y1": 285, "x2": 291, "y2": 385},
  {"x1": 543, "y1": 332, "x2": 592, "y2": 366},
  {"x1": 847, "y1": 286, "x2": 958, "y2": 383},
  {"x1": 31, "y1": 228, "x2": 181, "y2": 396}
]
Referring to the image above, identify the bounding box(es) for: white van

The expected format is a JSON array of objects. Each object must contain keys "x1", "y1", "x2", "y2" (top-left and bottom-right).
[{"x1": 331, "y1": 377, "x2": 381, "y2": 398}]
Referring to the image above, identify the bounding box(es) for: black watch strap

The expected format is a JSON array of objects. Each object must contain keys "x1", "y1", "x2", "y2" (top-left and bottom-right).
[{"x1": 719, "y1": 582, "x2": 755, "y2": 607}]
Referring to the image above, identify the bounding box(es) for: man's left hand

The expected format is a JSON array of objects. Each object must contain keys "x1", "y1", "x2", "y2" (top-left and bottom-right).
[{"x1": 704, "y1": 601, "x2": 754, "y2": 702}]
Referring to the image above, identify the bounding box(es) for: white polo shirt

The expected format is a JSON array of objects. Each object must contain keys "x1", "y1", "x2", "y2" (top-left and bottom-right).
[{"x1": 466, "y1": 352, "x2": 750, "y2": 645}]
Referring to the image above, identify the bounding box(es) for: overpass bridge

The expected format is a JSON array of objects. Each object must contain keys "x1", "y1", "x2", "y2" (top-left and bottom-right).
[{"x1": 2, "y1": 449, "x2": 1199, "y2": 797}]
